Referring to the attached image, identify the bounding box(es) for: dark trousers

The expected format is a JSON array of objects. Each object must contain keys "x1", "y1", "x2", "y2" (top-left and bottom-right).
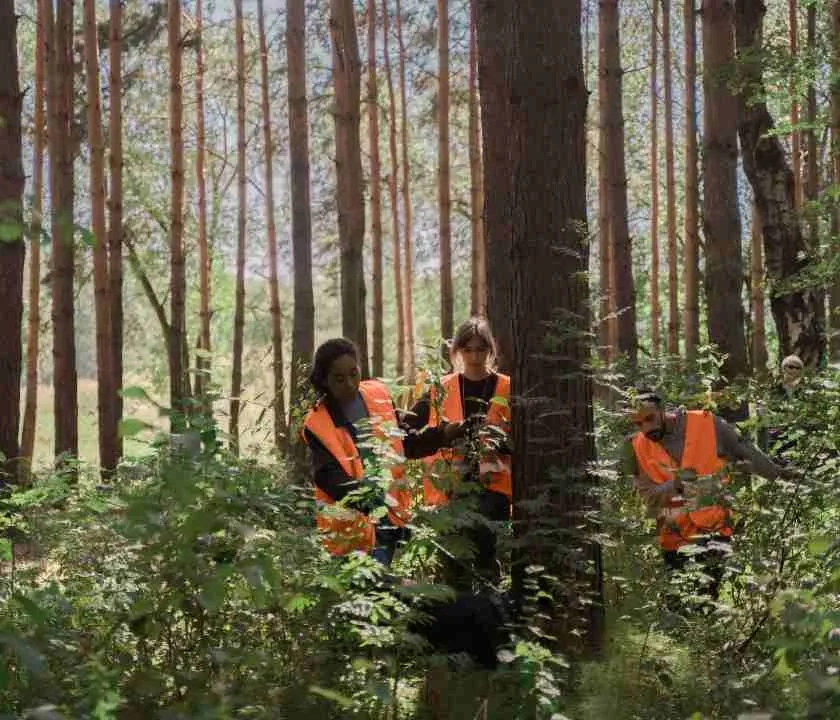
[
  {"x1": 442, "y1": 489, "x2": 510, "y2": 591},
  {"x1": 662, "y1": 535, "x2": 732, "y2": 607}
]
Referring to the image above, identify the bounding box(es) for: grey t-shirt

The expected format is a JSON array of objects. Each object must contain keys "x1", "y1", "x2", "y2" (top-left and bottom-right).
[{"x1": 621, "y1": 407, "x2": 783, "y2": 516}]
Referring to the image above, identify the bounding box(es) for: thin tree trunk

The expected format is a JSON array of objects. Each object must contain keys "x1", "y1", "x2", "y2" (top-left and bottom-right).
[
  {"x1": 790, "y1": 0, "x2": 801, "y2": 209},
  {"x1": 751, "y1": 202, "x2": 768, "y2": 372},
  {"x1": 735, "y1": 0, "x2": 825, "y2": 367},
  {"x1": 597, "y1": 9, "x2": 613, "y2": 363},
  {"x1": 368, "y1": 0, "x2": 384, "y2": 377},
  {"x1": 287, "y1": 0, "x2": 315, "y2": 408},
  {"x1": 168, "y1": 0, "x2": 187, "y2": 429},
  {"x1": 396, "y1": 0, "x2": 414, "y2": 380},
  {"x1": 194, "y1": 0, "x2": 211, "y2": 403},
  {"x1": 805, "y1": 3, "x2": 824, "y2": 339},
  {"x1": 84, "y1": 0, "x2": 117, "y2": 477},
  {"x1": 330, "y1": 0, "x2": 369, "y2": 373},
  {"x1": 48, "y1": 0, "x2": 79, "y2": 470},
  {"x1": 230, "y1": 0, "x2": 247, "y2": 453},
  {"x1": 258, "y1": 0, "x2": 286, "y2": 448},
  {"x1": 0, "y1": 0, "x2": 25, "y2": 482},
  {"x1": 108, "y1": 0, "x2": 124, "y2": 458},
  {"x1": 468, "y1": 0, "x2": 486, "y2": 318},
  {"x1": 477, "y1": 0, "x2": 604, "y2": 656},
  {"x1": 703, "y1": 0, "x2": 750, "y2": 386},
  {"x1": 683, "y1": 0, "x2": 701, "y2": 362},
  {"x1": 830, "y1": 0, "x2": 840, "y2": 360},
  {"x1": 438, "y1": 0, "x2": 453, "y2": 340},
  {"x1": 650, "y1": 0, "x2": 660, "y2": 356},
  {"x1": 21, "y1": 0, "x2": 47, "y2": 476},
  {"x1": 383, "y1": 0, "x2": 405, "y2": 377},
  {"x1": 602, "y1": 0, "x2": 637, "y2": 364},
  {"x1": 663, "y1": 0, "x2": 679, "y2": 355}
]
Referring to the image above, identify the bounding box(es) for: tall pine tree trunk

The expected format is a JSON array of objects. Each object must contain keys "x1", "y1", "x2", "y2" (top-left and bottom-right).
[
  {"x1": 368, "y1": 0, "x2": 384, "y2": 377},
  {"x1": 396, "y1": 0, "x2": 414, "y2": 380},
  {"x1": 663, "y1": 0, "x2": 679, "y2": 355},
  {"x1": 48, "y1": 0, "x2": 79, "y2": 469},
  {"x1": 597, "y1": 13, "x2": 613, "y2": 364},
  {"x1": 735, "y1": 0, "x2": 825, "y2": 367},
  {"x1": 230, "y1": 0, "x2": 247, "y2": 453},
  {"x1": 168, "y1": 0, "x2": 187, "y2": 429},
  {"x1": 84, "y1": 0, "x2": 117, "y2": 476},
  {"x1": 650, "y1": 0, "x2": 660, "y2": 356},
  {"x1": 330, "y1": 0, "x2": 369, "y2": 372},
  {"x1": 477, "y1": 0, "x2": 604, "y2": 656},
  {"x1": 602, "y1": 0, "x2": 637, "y2": 363},
  {"x1": 382, "y1": 0, "x2": 405, "y2": 377},
  {"x1": 702, "y1": 0, "x2": 749, "y2": 385},
  {"x1": 0, "y1": 0, "x2": 25, "y2": 481},
  {"x1": 830, "y1": 0, "x2": 840, "y2": 360},
  {"x1": 21, "y1": 0, "x2": 47, "y2": 476},
  {"x1": 258, "y1": 0, "x2": 286, "y2": 447},
  {"x1": 287, "y1": 0, "x2": 315, "y2": 408},
  {"x1": 468, "y1": 0, "x2": 485, "y2": 318},
  {"x1": 751, "y1": 202, "x2": 768, "y2": 372},
  {"x1": 805, "y1": 3, "x2": 824, "y2": 340},
  {"x1": 194, "y1": 0, "x2": 211, "y2": 403},
  {"x1": 108, "y1": 0, "x2": 124, "y2": 457},
  {"x1": 790, "y1": 0, "x2": 801, "y2": 209},
  {"x1": 683, "y1": 0, "x2": 701, "y2": 362},
  {"x1": 438, "y1": 0, "x2": 453, "y2": 340}
]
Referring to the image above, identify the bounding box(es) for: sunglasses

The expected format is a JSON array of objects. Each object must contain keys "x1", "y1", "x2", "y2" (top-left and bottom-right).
[{"x1": 783, "y1": 364, "x2": 803, "y2": 371}]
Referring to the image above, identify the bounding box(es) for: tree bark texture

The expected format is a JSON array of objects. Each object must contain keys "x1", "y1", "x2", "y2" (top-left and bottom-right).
[
  {"x1": 601, "y1": 0, "x2": 637, "y2": 364},
  {"x1": 258, "y1": 0, "x2": 287, "y2": 448},
  {"x1": 734, "y1": 0, "x2": 825, "y2": 367},
  {"x1": 468, "y1": 0, "x2": 486, "y2": 318},
  {"x1": 702, "y1": 0, "x2": 750, "y2": 382},
  {"x1": 48, "y1": 0, "x2": 79, "y2": 468},
  {"x1": 287, "y1": 0, "x2": 315, "y2": 407},
  {"x1": 650, "y1": 0, "x2": 660, "y2": 356},
  {"x1": 438, "y1": 0, "x2": 453, "y2": 341},
  {"x1": 368, "y1": 0, "x2": 384, "y2": 377},
  {"x1": 330, "y1": 0, "x2": 369, "y2": 374},
  {"x1": 0, "y1": 0, "x2": 25, "y2": 480},
  {"x1": 478, "y1": 0, "x2": 604, "y2": 656},
  {"x1": 663, "y1": 0, "x2": 679, "y2": 355}
]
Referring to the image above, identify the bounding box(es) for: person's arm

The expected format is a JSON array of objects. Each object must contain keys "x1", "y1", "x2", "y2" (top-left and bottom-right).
[
  {"x1": 713, "y1": 415, "x2": 784, "y2": 480},
  {"x1": 304, "y1": 427, "x2": 360, "y2": 501},
  {"x1": 398, "y1": 394, "x2": 465, "y2": 458},
  {"x1": 620, "y1": 438, "x2": 680, "y2": 518}
]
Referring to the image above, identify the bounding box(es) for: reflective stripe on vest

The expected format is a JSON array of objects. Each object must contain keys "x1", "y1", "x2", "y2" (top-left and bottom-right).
[
  {"x1": 632, "y1": 410, "x2": 732, "y2": 550},
  {"x1": 423, "y1": 373, "x2": 512, "y2": 505},
  {"x1": 304, "y1": 379, "x2": 410, "y2": 555}
]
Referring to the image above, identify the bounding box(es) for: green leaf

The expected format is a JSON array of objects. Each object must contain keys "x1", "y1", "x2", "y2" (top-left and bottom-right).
[
  {"x1": 119, "y1": 417, "x2": 152, "y2": 438},
  {"x1": 0, "y1": 538, "x2": 10, "y2": 562},
  {"x1": 119, "y1": 386, "x2": 153, "y2": 401},
  {"x1": 0, "y1": 221, "x2": 23, "y2": 242},
  {"x1": 75, "y1": 225, "x2": 96, "y2": 247}
]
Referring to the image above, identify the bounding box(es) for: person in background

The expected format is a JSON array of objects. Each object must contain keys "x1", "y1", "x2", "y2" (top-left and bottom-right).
[
  {"x1": 302, "y1": 338, "x2": 465, "y2": 564},
  {"x1": 622, "y1": 388, "x2": 796, "y2": 603},
  {"x1": 403, "y1": 317, "x2": 512, "y2": 587},
  {"x1": 757, "y1": 354, "x2": 805, "y2": 455}
]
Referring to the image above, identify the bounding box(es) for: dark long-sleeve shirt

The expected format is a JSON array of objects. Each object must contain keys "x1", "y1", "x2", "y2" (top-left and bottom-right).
[{"x1": 304, "y1": 395, "x2": 450, "y2": 504}]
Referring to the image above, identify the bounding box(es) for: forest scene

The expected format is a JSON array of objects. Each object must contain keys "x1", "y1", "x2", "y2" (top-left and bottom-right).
[{"x1": 1, "y1": 0, "x2": 840, "y2": 717}]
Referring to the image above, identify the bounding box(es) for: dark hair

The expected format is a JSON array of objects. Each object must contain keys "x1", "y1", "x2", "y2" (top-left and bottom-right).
[
  {"x1": 634, "y1": 387, "x2": 663, "y2": 407},
  {"x1": 309, "y1": 338, "x2": 360, "y2": 395},
  {"x1": 450, "y1": 316, "x2": 498, "y2": 370}
]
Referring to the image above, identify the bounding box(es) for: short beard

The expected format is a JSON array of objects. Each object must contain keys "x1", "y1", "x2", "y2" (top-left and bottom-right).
[{"x1": 645, "y1": 428, "x2": 665, "y2": 441}]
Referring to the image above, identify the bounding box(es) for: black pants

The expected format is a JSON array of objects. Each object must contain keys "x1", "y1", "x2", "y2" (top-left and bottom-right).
[
  {"x1": 442, "y1": 489, "x2": 510, "y2": 591},
  {"x1": 662, "y1": 535, "x2": 731, "y2": 606}
]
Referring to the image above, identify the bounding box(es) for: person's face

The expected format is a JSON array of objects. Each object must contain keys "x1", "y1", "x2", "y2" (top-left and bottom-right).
[
  {"x1": 633, "y1": 402, "x2": 666, "y2": 441},
  {"x1": 782, "y1": 360, "x2": 803, "y2": 386},
  {"x1": 457, "y1": 337, "x2": 490, "y2": 373},
  {"x1": 326, "y1": 354, "x2": 361, "y2": 404}
]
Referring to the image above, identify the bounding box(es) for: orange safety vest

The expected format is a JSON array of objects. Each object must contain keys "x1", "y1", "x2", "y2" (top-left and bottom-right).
[
  {"x1": 632, "y1": 410, "x2": 732, "y2": 551},
  {"x1": 303, "y1": 379, "x2": 411, "y2": 556},
  {"x1": 422, "y1": 373, "x2": 512, "y2": 506}
]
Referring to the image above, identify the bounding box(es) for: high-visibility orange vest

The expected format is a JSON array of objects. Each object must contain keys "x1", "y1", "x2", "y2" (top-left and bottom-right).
[
  {"x1": 422, "y1": 373, "x2": 512, "y2": 506},
  {"x1": 303, "y1": 379, "x2": 411, "y2": 556},
  {"x1": 632, "y1": 410, "x2": 732, "y2": 551}
]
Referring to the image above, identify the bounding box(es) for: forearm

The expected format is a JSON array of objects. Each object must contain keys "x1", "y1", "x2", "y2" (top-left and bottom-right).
[{"x1": 715, "y1": 417, "x2": 782, "y2": 480}]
